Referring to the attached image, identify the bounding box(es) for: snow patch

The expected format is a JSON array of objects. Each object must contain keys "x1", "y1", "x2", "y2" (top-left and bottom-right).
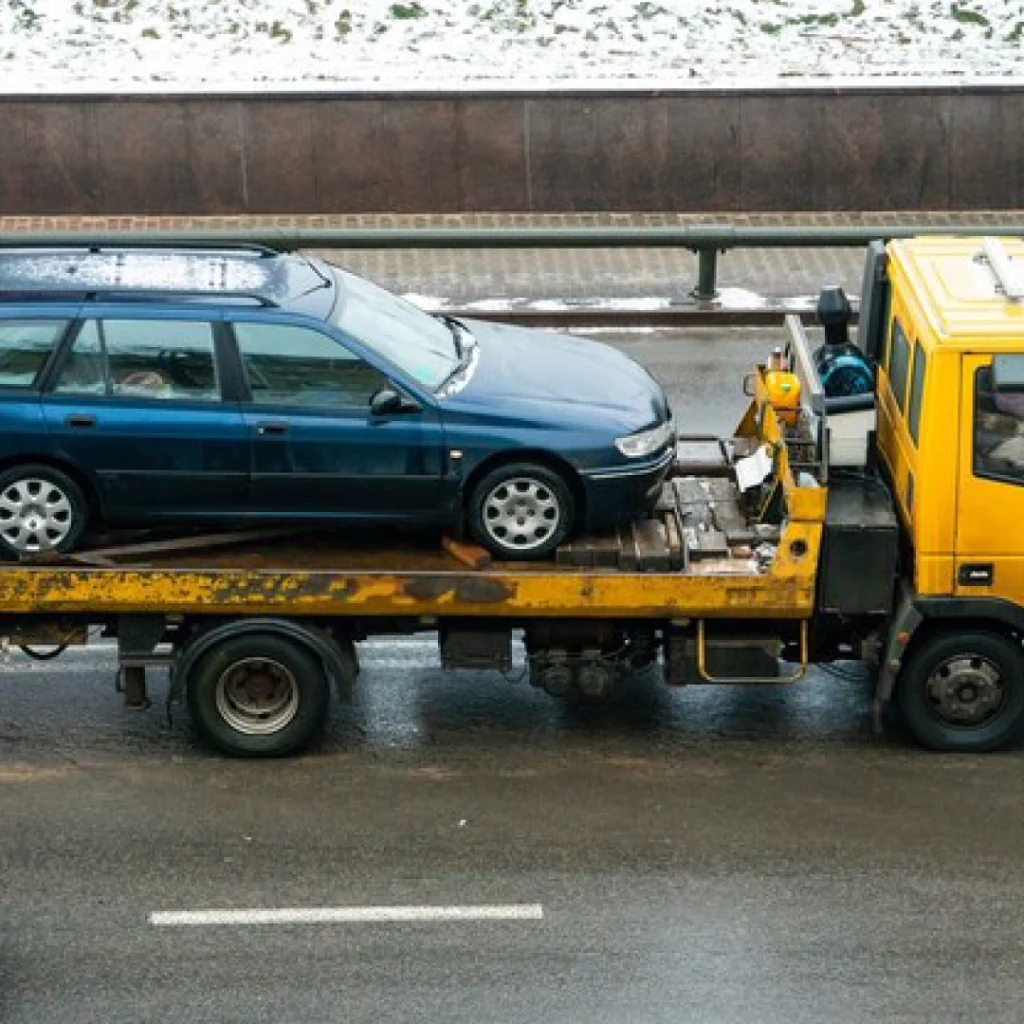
[
  {"x1": 1, "y1": 2, "x2": 1022, "y2": 89},
  {"x1": 400, "y1": 292, "x2": 447, "y2": 311}
]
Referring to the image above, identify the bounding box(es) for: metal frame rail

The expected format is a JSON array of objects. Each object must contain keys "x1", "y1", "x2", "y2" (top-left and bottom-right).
[{"x1": 1, "y1": 223, "x2": 1022, "y2": 302}]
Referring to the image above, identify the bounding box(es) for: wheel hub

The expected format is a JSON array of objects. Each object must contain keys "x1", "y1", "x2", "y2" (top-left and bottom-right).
[
  {"x1": 215, "y1": 657, "x2": 300, "y2": 735},
  {"x1": 926, "y1": 655, "x2": 1004, "y2": 726}
]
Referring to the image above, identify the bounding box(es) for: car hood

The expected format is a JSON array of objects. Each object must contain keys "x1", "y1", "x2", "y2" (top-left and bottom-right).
[{"x1": 447, "y1": 318, "x2": 669, "y2": 431}]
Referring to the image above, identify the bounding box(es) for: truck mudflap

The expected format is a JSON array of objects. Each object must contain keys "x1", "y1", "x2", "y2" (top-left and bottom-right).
[{"x1": 873, "y1": 585, "x2": 924, "y2": 731}]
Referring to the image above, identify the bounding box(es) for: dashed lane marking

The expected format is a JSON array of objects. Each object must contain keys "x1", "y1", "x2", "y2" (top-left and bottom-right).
[{"x1": 150, "y1": 904, "x2": 545, "y2": 926}]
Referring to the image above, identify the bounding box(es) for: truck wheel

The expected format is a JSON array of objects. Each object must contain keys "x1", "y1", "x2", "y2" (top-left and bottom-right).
[
  {"x1": 898, "y1": 630, "x2": 1024, "y2": 753},
  {"x1": 186, "y1": 632, "x2": 331, "y2": 757},
  {"x1": 468, "y1": 462, "x2": 575, "y2": 560}
]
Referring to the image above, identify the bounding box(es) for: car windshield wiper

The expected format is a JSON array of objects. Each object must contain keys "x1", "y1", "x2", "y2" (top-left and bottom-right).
[
  {"x1": 433, "y1": 317, "x2": 478, "y2": 395},
  {"x1": 437, "y1": 314, "x2": 469, "y2": 362}
]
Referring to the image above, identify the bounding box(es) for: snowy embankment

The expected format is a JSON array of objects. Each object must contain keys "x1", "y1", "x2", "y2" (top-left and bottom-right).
[{"x1": 0, "y1": 0, "x2": 1021, "y2": 91}]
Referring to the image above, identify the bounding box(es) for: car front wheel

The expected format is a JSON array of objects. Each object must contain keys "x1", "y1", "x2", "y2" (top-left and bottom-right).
[
  {"x1": 468, "y1": 462, "x2": 575, "y2": 560},
  {"x1": 0, "y1": 464, "x2": 88, "y2": 559}
]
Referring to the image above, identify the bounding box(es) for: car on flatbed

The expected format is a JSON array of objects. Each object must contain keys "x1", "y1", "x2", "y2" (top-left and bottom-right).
[{"x1": 0, "y1": 245, "x2": 674, "y2": 561}]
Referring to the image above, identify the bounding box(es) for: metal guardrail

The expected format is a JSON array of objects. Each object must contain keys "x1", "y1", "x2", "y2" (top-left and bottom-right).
[{"x1": 1, "y1": 223, "x2": 1022, "y2": 301}]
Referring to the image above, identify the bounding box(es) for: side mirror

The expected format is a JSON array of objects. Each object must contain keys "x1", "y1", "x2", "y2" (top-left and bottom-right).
[{"x1": 370, "y1": 388, "x2": 419, "y2": 416}]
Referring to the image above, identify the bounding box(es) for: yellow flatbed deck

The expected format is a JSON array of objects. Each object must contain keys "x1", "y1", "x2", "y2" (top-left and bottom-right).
[{"x1": 0, "y1": 525, "x2": 818, "y2": 619}]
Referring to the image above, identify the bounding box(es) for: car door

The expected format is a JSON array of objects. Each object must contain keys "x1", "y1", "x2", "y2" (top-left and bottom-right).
[
  {"x1": 231, "y1": 319, "x2": 445, "y2": 518},
  {"x1": 0, "y1": 314, "x2": 72, "y2": 462},
  {"x1": 42, "y1": 315, "x2": 249, "y2": 518}
]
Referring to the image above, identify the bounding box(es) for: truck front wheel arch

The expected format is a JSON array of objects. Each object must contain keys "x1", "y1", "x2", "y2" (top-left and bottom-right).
[{"x1": 897, "y1": 628, "x2": 1024, "y2": 753}]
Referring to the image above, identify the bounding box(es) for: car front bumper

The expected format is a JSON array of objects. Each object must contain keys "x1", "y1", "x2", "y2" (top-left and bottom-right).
[{"x1": 579, "y1": 446, "x2": 674, "y2": 531}]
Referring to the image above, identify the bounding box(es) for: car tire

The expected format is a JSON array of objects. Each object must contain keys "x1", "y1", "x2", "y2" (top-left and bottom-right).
[
  {"x1": 0, "y1": 463, "x2": 88, "y2": 560},
  {"x1": 186, "y1": 632, "x2": 331, "y2": 758},
  {"x1": 898, "y1": 629, "x2": 1024, "y2": 753},
  {"x1": 468, "y1": 462, "x2": 575, "y2": 560}
]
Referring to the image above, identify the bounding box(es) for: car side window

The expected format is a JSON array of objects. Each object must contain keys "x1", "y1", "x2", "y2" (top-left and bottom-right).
[
  {"x1": 52, "y1": 319, "x2": 221, "y2": 401},
  {"x1": 51, "y1": 320, "x2": 106, "y2": 395},
  {"x1": 975, "y1": 360, "x2": 1024, "y2": 486},
  {"x1": 105, "y1": 320, "x2": 220, "y2": 401},
  {"x1": 234, "y1": 322, "x2": 390, "y2": 409},
  {"x1": 0, "y1": 319, "x2": 67, "y2": 390}
]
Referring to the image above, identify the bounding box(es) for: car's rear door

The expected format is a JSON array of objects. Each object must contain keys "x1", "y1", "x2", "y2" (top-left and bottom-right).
[
  {"x1": 229, "y1": 319, "x2": 445, "y2": 518},
  {"x1": 41, "y1": 313, "x2": 249, "y2": 518}
]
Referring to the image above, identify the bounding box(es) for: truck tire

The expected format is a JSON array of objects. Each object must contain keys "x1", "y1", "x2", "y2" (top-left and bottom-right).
[
  {"x1": 898, "y1": 630, "x2": 1024, "y2": 753},
  {"x1": 185, "y1": 632, "x2": 331, "y2": 757}
]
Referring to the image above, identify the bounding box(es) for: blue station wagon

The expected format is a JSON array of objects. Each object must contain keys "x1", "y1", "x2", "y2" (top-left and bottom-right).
[{"x1": 0, "y1": 246, "x2": 674, "y2": 560}]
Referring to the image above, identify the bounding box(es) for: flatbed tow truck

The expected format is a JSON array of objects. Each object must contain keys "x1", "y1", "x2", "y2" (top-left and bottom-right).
[{"x1": 4, "y1": 235, "x2": 1024, "y2": 757}]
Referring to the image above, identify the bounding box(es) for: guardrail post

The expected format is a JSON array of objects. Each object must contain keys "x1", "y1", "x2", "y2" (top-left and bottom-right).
[{"x1": 691, "y1": 247, "x2": 719, "y2": 300}]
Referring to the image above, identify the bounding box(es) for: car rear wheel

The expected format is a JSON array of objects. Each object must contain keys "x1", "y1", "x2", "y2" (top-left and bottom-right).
[
  {"x1": 0, "y1": 464, "x2": 88, "y2": 559},
  {"x1": 468, "y1": 462, "x2": 575, "y2": 560}
]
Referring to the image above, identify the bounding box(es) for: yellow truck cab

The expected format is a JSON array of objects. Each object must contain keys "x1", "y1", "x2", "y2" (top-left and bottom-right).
[{"x1": 866, "y1": 236, "x2": 1024, "y2": 751}]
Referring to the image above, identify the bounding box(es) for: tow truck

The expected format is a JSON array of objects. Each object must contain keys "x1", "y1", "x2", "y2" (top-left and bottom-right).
[{"x1": 3, "y1": 235, "x2": 1024, "y2": 757}]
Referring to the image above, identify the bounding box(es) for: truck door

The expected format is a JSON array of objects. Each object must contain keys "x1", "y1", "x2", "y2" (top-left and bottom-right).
[{"x1": 955, "y1": 352, "x2": 1024, "y2": 604}]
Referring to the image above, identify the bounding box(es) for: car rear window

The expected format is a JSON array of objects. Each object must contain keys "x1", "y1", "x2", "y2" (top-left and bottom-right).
[{"x1": 0, "y1": 319, "x2": 66, "y2": 390}]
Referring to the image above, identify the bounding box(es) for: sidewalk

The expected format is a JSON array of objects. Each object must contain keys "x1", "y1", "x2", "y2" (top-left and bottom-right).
[{"x1": 2, "y1": 211, "x2": 1022, "y2": 309}]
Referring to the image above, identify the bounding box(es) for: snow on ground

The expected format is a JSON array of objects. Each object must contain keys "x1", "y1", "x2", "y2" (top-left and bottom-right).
[{"x1": 0, "y1": 1, "x2": 1021, "y2": 91}]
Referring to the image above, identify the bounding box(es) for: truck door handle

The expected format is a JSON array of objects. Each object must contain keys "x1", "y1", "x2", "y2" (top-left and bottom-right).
[
  {"x1": 256, "y1": 421, "x2": 289, "y2": 436},
  {"x1": 958, "y1": 563, "x2": 994, "y2": 586},
  {"x1": 65, "y1": 414, "x2": 96, "y2": 428}
]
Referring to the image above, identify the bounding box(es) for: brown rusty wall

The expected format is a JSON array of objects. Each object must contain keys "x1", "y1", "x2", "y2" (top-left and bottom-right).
[{"x1": 0, "y1": 86, "x2": 1021, "y2": 214}]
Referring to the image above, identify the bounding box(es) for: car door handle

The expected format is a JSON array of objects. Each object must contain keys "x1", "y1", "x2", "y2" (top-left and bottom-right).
[
  {"x1": 65, "y1": 414, "x2": 97, "y2": 429},
  {"x1": 256, "y1": 421, "x2": 289, "y2": 436}
]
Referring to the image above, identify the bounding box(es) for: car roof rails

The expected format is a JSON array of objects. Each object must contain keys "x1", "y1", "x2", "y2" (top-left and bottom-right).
[
  {"x1": 0, "y1": 240, "x2": 282, "y2": 259},
  {"x1": 0, "y1": 247, "x2": 289, "y2": 306},
  {"x1": 0, "y1": 286, "x2": 279, "y2": 307}
]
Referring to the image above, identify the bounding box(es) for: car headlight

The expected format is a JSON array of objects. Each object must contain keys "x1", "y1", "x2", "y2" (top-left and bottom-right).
[{"x1": 614, "y1": 419, "x2": 675, "y2": 459}]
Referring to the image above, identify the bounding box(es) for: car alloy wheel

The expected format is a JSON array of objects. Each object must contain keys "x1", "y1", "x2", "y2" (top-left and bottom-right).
[
  {"x1": 0, "y1": 466, "x2": 87, "y2": 557},
  {"x1": 468, "y1": 462, "x2": 575, "y2": 560},
  {"x1": 482, "y1": 476, "x2": 562, "y2": 553}
]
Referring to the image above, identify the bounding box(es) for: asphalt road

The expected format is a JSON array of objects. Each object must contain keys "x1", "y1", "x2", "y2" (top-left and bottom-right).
[{"x1": 3, "y1": 327, "x2": 1024, "y2": 1023}]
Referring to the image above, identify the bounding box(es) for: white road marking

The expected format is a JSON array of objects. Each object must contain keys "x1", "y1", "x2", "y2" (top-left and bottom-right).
[{"x1": 150, "y1": 904, "x2": 545, "y2": 926}]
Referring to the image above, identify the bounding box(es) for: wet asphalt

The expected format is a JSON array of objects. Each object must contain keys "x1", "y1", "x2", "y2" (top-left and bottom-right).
[{"x1": 2, "y1": 327, "x2": 1023, "y2": 1023}]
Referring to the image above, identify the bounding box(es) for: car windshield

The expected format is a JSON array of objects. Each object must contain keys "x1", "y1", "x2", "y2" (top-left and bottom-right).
[{"x1": 329, "y1": 268, "x2": 459, "y2": 391}]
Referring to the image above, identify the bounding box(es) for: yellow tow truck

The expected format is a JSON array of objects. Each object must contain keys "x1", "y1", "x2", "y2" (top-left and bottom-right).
[{"x1": 3, "y1": 235, "x2": 1024, "y2": 757}]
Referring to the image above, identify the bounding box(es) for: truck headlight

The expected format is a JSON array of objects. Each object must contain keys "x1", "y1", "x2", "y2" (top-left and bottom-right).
[{"x1": 614, "y1": 419, "x2": 675, "y2": 459}]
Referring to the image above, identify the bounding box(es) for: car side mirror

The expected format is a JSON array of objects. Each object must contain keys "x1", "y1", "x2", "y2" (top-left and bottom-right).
[{"x1": 370, "y1": 388, "x2": 420, "y2": 416}]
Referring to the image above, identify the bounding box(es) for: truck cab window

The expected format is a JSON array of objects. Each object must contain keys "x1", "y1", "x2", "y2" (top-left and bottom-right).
[
  {"x1": 975, "y1": 358, "x2": 1024, "y2": 484},
  {"x1": 907, "y1": 344, "x2": 927, "y2": 445},
  {"x1": 888, "y1": 319, "x2": 911, "y2": 412}
]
